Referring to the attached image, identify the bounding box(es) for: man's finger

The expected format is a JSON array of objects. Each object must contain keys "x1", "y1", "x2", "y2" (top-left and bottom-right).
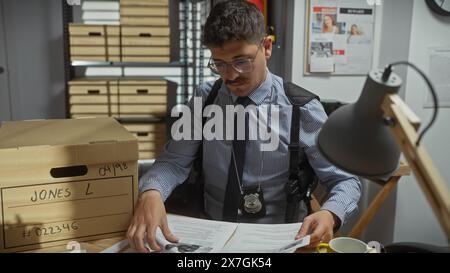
[
  {"x1": 146, "y1": 224, "x2": 161, "y2": 252},
  {"x1": 161, "y1": 218, "x2": 179, "y2": 243},
  {"x1": 126, "y1": 224, "x2": 137, "y2": 250},
  {"x1": 322, "y1": 231, "x2": 333, "y2": 243},
  {"x1": 308, "y1": 225, "x2": 327, "y2": 247},
  {"x1": 134, "y1": 225, "x2": 149, "y2": 253},
  {"x1": 296, "y1": 218, "x2": 313, "y2": 239}
]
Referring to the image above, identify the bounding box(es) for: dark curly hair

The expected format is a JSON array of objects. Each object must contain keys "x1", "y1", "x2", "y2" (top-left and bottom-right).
[{"x1": 202, "y1": 0, "x2": 266, "y2": 47}]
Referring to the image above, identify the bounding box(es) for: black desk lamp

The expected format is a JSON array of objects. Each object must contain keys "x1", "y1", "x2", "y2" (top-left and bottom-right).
[{"x1": 316, "y1": 63, "x2": 450, "y2": 241}]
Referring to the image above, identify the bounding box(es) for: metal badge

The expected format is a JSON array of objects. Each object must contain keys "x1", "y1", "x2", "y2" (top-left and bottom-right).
[
  {"x1": 239, "y1": 184, "x2": 266, "y2": 218},
  {"x1": 243, "y1": 193, "x2": 263, "y2": 214}
]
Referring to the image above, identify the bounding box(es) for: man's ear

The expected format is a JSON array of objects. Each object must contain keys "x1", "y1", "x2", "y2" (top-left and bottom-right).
[{"x1": 263, "y1": 37, "x2": 272, "y2": 60}]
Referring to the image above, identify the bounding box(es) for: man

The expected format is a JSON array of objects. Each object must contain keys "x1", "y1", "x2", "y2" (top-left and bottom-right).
[{"x1": 127, "y1": 0, "x2": 361, "y2": 253}]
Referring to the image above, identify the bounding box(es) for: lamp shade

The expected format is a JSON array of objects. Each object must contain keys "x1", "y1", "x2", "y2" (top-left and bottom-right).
[{"x1": 317, "y1": 69, "x2": 403, "y2": 178}]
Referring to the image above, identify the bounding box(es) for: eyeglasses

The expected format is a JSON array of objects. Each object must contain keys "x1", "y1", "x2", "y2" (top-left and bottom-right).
[{"x1": 207, "y1": 40, "x2": 264, "y2": 75}]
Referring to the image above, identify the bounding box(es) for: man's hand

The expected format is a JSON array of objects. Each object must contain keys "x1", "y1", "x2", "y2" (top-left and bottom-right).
[
  {"x1": 126, "y1": 190, "x2": 178, "y2": 252},
  {"x1": 295, "y1": 210, "x2": 338, "y2": 248}
]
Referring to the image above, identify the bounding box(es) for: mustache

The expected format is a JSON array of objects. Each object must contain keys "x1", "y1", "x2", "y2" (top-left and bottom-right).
[{"x1": 225, "y1": 78, "x2": 247, "y2": 85}]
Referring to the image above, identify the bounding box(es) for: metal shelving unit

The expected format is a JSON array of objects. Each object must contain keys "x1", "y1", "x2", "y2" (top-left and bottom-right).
[
  {"x1": 62, "y1": 0, "x2": 212, "y2": 159},
  {"x1": 70, "y1": 61, "x2": 189, "y2": 67},
  {"x1": 63, "y1": 0, "x2": 211, "y2": 112}
]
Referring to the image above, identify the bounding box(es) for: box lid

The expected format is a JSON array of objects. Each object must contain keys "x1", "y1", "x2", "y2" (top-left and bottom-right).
[
  {"x1": 0, "y1": 118, "x2": 138, "y2": 167},
  {"x1": 0, "y1": 117, "x2": 136, "y2": 148}
]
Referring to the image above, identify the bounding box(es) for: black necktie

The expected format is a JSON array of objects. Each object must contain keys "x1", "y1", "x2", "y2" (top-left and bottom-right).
[{"x1": 223, "y1": 96, "x2": 251, "y2": 222}]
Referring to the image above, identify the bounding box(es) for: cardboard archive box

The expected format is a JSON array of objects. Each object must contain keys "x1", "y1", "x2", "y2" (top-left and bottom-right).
[
  {"x1": 0, "y1": 118, "x2": 138, "y2": 252},
  {"x1": 69, "y1": 78, "x2": 177, "y2": 119},
  {"x1": 122, "y1": 123, "x2": 167, "y2": 160},
  {"x1": 69, "y1": 24, "x2": 120, "y2": 62}
]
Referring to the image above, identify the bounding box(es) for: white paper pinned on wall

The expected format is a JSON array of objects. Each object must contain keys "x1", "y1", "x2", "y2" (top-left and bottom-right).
[{"x1": 425, "y1": 47, "x2": 450, "y2": 108}]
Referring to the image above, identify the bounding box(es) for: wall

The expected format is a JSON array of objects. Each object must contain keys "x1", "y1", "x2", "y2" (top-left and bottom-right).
[
  {"x1": 289, "y1": 0, "x2": 450, "y2": 246},
  {"x1": 0, "y1": 0, "x2": 66, "y2": 121},
  {"x1": 393, "y1": 0, "x2": 450, "y2": 246},
  {"x1": 0, "y1": 2, "x2": 11, "y2": 121}
]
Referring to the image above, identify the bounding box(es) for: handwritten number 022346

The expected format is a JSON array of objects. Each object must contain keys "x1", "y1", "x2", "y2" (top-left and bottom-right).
[{"x1": 23, "y1": 222, "x2": 79, "y2": 238}]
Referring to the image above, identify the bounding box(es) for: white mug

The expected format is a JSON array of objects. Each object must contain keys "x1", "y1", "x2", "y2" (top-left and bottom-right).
[{"x1": 317, "y1": 237, "x2": 376, "y2": 253}]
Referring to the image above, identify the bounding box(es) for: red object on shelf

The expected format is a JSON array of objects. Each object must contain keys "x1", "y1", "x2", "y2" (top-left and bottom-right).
[
  {"x1": 247, "y1": 0, "x2": 267, "y2": 25},
  {"x1": 248, "y1": 0, "x2": 264, "y2": 12}
]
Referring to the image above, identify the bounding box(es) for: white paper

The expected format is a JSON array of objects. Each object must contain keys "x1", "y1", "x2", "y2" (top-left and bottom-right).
[
  {"x1": 162, "y1": 214, "x2": 238, "y2": 253},
  {"x1": 221, "y1": 222, "x2": 303, "y2": 253},
  {"x1": 276, "y1": 235, "x2": 311, "y2": 253},
  {"x1": 82, "y1": 1, "x2": 120, "y2": 11},
  {"x1": 101, "y1": 215, "x2": 308, "y2": 253},
  {"x1": 85, "y1": 67, "x2": 123, "y2": 77},
  {"x1": 101, "y1": 239, "x2": 129, "y2": 253},
  {"x1": 83, "y1": 20, "x2": 120, "y2": 25},
  {"x1": 103, "y1": 215, "x2": 237, "y2": 253},
  {"x1": 310, "y1": 41, "x2": 335, "y2": 73},
  {"x1": 426, "y1": 47, "x2": 450, "y2": 108},
  {"x1": 82, "y1": 11, "x2": 120, "y2": 20}
]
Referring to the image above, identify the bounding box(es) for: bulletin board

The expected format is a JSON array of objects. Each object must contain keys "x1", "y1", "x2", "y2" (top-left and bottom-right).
[{"x1": 304, "y1": 0, "x2": 377, "y2": 75}]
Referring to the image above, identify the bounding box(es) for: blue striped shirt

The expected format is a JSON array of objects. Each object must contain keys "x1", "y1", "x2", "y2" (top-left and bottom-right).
[{"x1": 140, "y1": 71, "x2": 361, "y2": 226}]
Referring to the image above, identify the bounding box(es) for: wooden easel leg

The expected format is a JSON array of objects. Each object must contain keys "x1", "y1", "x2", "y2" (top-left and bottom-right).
[{"x1": 348, "y1": 176, "x2": 401, "y2": 239}]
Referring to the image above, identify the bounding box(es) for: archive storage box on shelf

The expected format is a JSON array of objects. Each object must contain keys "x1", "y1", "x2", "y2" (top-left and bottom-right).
[
  {"x1": 119, "y1": 0, "x2": 178, "y2": 62},
  {"x1": 120, "y1": 26, "x2": 172, "y2": 62},
  {"x1": 120, "y1": 0, "x2": 169, "y2": 25},
  {"x1": 0, "y1": 118, "x2": 138, "y2": 252},
  {"x1": 68, "y1": 0, "x2": 178, "y2": 63},
  {"x1": 117, "y1": 79, "x2": 170, "y2": 117},
  {"x1": 69, "y1": 78, "x2": 177, "y2": 118},
  {"x1": 68, "y1": 78, "x2": 119, "y2": 118},
  {"x1": 122, "y1": 123, "x2": 167, "y2": 160},
  {"x1": 69, "y1": 24, "x2": 120, "y2": 62}
]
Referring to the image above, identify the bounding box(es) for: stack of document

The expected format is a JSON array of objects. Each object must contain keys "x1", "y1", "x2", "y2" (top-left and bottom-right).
[
  {"x1": 81, "y1": 1, "x2": 120, "y2": 25},
  {"x1": 102, "y1": 214, "x2": 310, "y2": 253}
]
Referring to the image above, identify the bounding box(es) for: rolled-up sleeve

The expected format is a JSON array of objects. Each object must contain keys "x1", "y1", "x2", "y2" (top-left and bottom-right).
[
  {"x1": 299, "y1": 99, "x2": 362, "y2": 226},
  {"x1": 139, "y1": 84, "x2": 210, "y2": 201}
]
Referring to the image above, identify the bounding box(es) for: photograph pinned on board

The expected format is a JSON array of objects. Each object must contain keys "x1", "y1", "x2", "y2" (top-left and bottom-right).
[
  {"x1": 347, "y1": 23, "x2": 372, "y2": 44},
  {"x1": 309, "y1": 42, "x2": 334, "y2": 72},
  {"x1": 310, "y1": 42, "x2": 333, "y2": 58}
]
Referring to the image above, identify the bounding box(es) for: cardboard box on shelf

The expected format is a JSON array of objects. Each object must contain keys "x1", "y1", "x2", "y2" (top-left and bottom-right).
[
  {"x1": 118, "y1": 80, "x2": 167, "y2": 94},
  {"x1": 120, "y1": 46, "x2": 170, "y2": 56},
  {"x1": 70, "y1": 55, "x2": 121, "y2": 62},
  {"x1": 120, "y1": 16, "x2": 169, "y2": 26},
  {"x1": 68, "y1": 24, "x2": 120, "y2": 62},
  {"x1": 121, "y1": 36, "x2": 170, "y2": 47},
  {"x1": 121, "y1": 26, "x2": 170, "y2": 37},
  {"x1": 120, "y1": 56, "x2": 170, "y2": 62},
  {"x1": 120, "y1": 6, "x2": 169, "y2": 16},
  {"x1": 0, "y1": 118, "x2": 139, "y2": 253},
  {"x1": 120, "y1": 0, "x2": 169, "y2": 7},
  {"x1": 122, "y1": 123, "x2": 167, "y2": 160}
]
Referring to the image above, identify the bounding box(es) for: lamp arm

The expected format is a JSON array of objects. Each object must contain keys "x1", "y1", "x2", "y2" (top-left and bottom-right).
[
  {"x1": 382, "y1": 62, "x2": 439, "y2": 145},
  {"x1": 382, "y1": 94, "x2": 450, "y2": 240}
]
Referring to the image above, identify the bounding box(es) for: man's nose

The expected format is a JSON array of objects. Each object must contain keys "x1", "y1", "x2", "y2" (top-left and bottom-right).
[{"x1": 223, "y1": 65, "x2": 239, "y2": 82}]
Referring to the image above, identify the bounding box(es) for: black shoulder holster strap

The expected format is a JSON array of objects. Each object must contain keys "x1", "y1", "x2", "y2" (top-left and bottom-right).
[
  {"x1": 164, "y1": 79, "x2": 222, "y2": 218},
  {"x1": 191, "y1": 79, "x2": 223, "y2": 173},
  {"x1": 190, "y1": 79, "x2": 223, "y2": 214},
  {"x1": 283, "y1": 82, "x2": 319, "y2": 223}
]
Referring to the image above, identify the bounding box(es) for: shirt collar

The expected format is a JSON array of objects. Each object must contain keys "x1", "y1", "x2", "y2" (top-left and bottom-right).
[{"x1": 221, "y1": 70, "x2": 272, "y2": 106}]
